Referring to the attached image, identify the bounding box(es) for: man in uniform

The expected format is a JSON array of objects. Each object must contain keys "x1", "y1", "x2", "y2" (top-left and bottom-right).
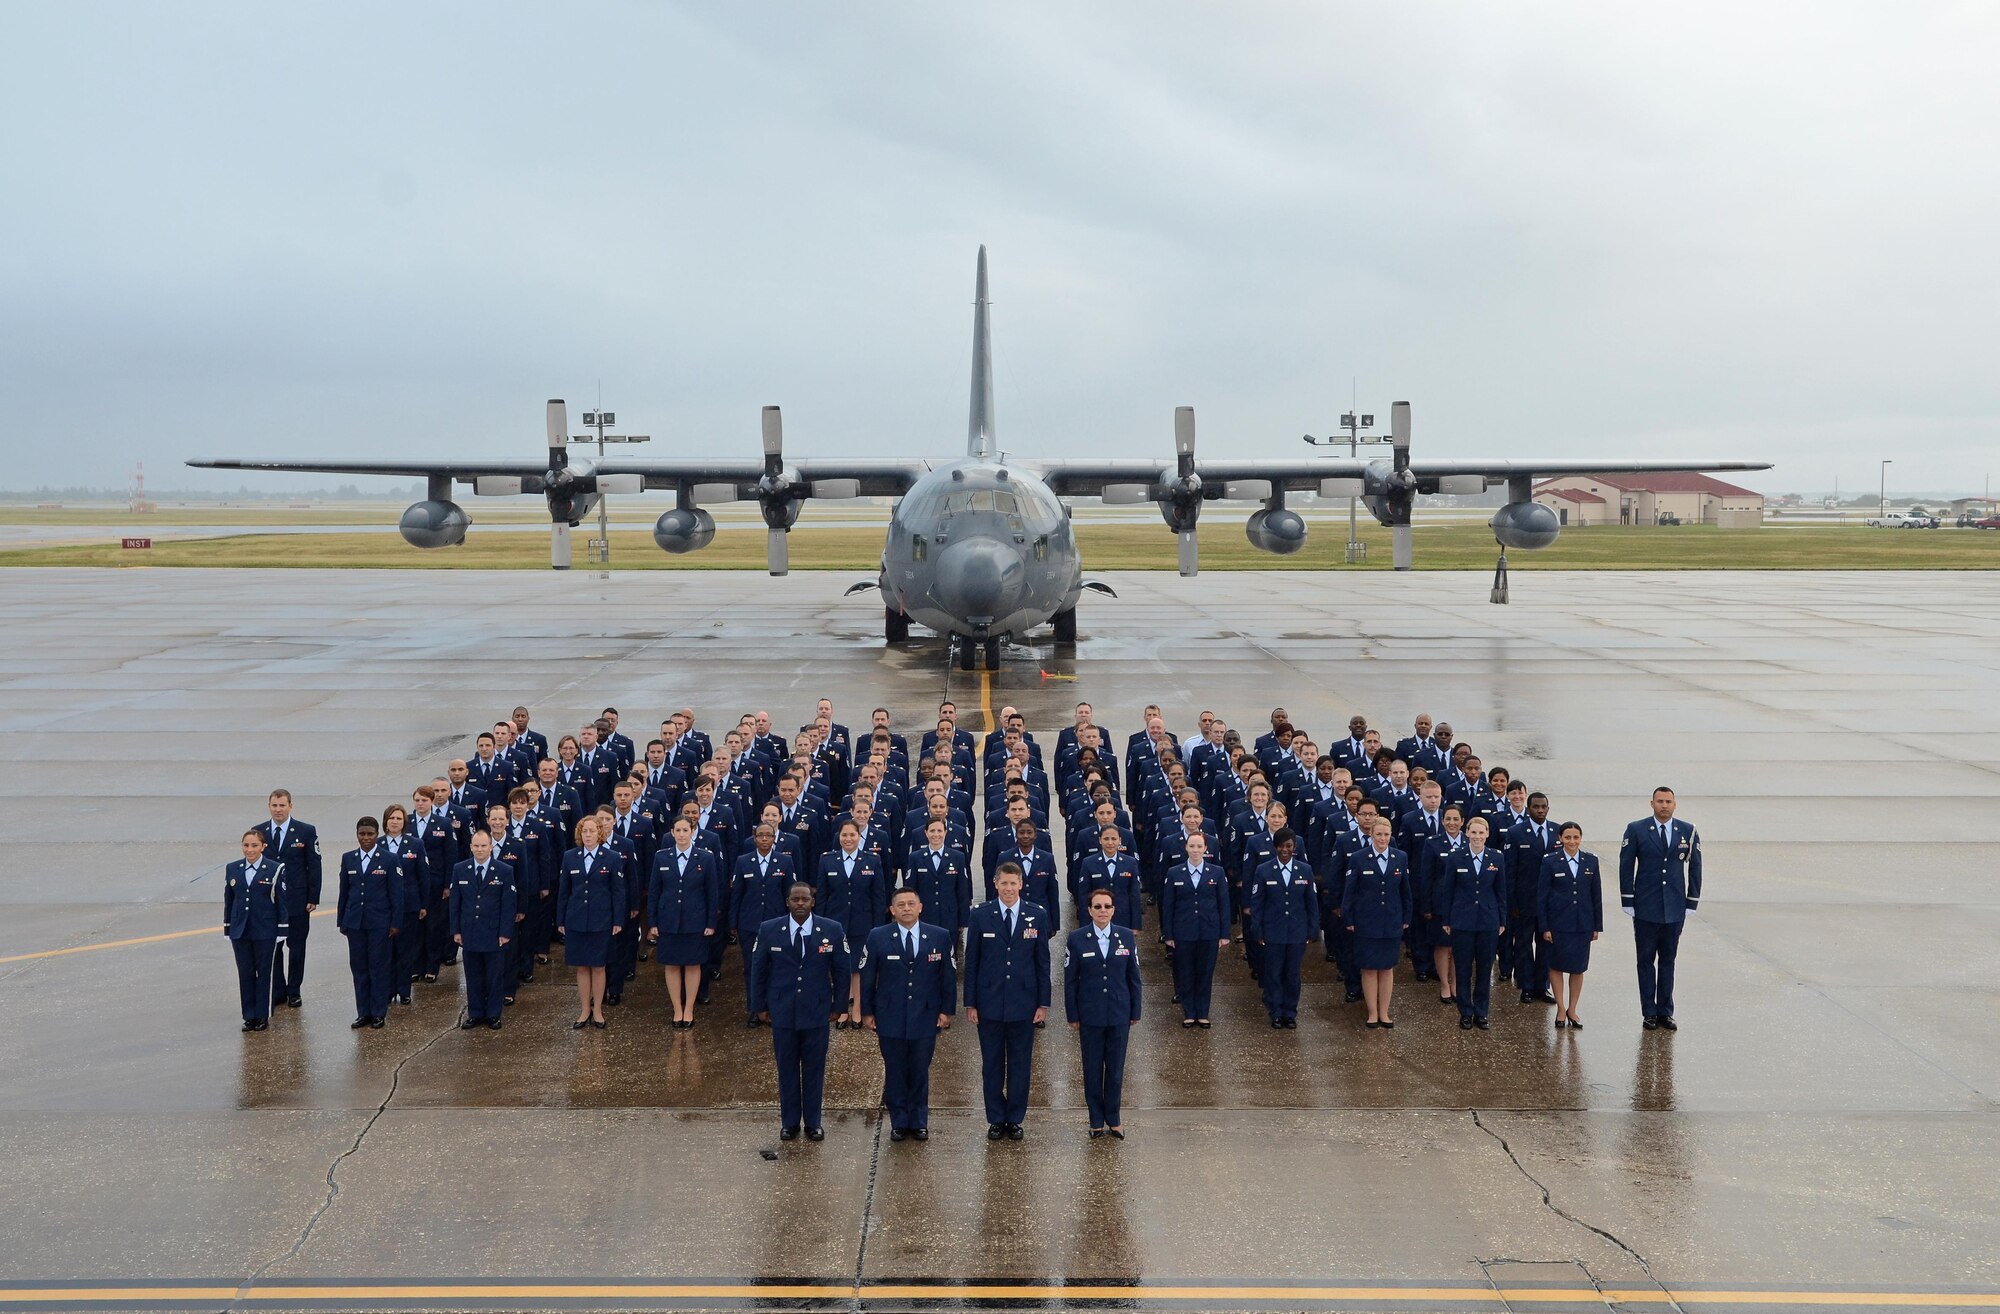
[
  {"x1": 859, "y1": 888, "x2": 957, "y2": 1142},
  {"x1": 963, "y1": 863, "x2": 1052, "y2": 1140},
  {"x1": 1247, "y1": 828, "x2": 1318, "y2": 1027},
  {"x1": 1620, "y1": 786, "x2": 1702, "y2": 1031},
  {"x1": 749, "y1": 882, "x2": 851, "y2": 1141},
  {"x1": 451, "y1": 828, "x2": 516, "y2": 1029},
  {"x1": 337, "y1": 816, "x2": 407, "y2": 1029},
  {"x1": 259, "y1": 789, "x2": 321, "y2": 1009}
]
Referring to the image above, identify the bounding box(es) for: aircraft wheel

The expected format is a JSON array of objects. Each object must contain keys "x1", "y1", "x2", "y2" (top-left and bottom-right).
[
  {"x1": 1052, "y1": 607, "x2": 1077, "y2": 646},
  {"x1": 885, "y1": 608, "x2": 911, "y2": 643},
  {"x1": 954, "y1": 636, "x2": 977, "y2": 671},
  {"x1": 983, "y1": 637, "x2": 1001, "y2": 669}
]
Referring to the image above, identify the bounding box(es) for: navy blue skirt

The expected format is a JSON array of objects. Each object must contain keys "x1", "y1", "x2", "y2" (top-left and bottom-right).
[
  {"x1": 564, "y1": 927, "x2": 612, "y2": 968},
  {"x1": 654, "y1": 931, "x2": 709, "y2": 966},
  {"x1": 1355, "y1": 935, "x2": 1402, "y2": 971},
  {"x1": 1547, "y1": 932, "x2": 1593, "y2": 975}
]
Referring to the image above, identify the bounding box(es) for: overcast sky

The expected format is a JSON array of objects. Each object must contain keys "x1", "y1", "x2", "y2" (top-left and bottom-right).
[{"x1": 4, "y1": 2, "x2": 1997, "y2": 495}]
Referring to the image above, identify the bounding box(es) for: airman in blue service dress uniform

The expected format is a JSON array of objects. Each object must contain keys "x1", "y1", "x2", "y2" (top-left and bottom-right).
[
  {"x1": 649, "y1": 815, "x2": 723, "y2": 1029},
  {"x1": 1620, "y1": 786, "x2": 1701, "y2": 1031},
  {"x1": 731, "y1": 825, "x2": 795, "y2": 1023},
  {"x1": 1539, "y1": 822, "x2": 1602, "y2": 1029},
  {"x1": 1341, "y1": 817, "x2": 1413, "y2": 1029},
  {"x1": 223, "y1": 828, "x2": 288, "y2": 1030},
  {"x1": 1160, "y1": 831, "x2": 1231, "y2": 1027},
  {"x1": 858, "y1": 889, "x2": 957, "y2": 1141},
  {"x1": 557, "y1": 815, "x2": 625, "y2": 1029},
  {"x1": 963, "y1": 864, "x2": 1052, "y2": 1140},
  {"x1": 1247, "y1": 828, "x2": 1319, "y2": 1028},
  {"x1": 259, "y1": 789, "x2": 320, "y2": 1010},
  {"x1": 1438, "y1": 815, "x2": 1508, "y2": 1030},
  {"x1": 337, "y1": 816, "x2": 410, "y2": 1029},
  {"x1": 1065, "y1": 889, "x2": 1142, "y2": 1137},
  {"x1": 450, "y1": 828, "x2": 517, "y2": 1029},
  {"x1": 750, "y1": 883, "x2": 852, "y2": 1141}
]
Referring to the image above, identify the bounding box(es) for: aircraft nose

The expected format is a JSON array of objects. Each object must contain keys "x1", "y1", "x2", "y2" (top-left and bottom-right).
[{"x1": 933, "y1": 537, "x2": 1023, "y2": 627}]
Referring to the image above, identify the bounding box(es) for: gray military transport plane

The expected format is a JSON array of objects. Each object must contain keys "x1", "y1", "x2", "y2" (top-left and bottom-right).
[{"x1": 192, "y1": 247, "x2": 1770, "y2": 669}]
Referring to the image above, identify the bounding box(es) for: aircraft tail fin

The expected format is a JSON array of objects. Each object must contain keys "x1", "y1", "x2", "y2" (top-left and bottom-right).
[{"x1": 968, "y1": 245, "x2": 995, "y2": 458}]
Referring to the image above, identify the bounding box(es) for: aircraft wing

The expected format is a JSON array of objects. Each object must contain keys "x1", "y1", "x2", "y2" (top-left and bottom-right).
[
  {"x1": 186, "y1": 457, "x2": 929, "y2": 498},
  {"x1": 1033, "y1": 457, "x2": 1772, "y2": 498}
]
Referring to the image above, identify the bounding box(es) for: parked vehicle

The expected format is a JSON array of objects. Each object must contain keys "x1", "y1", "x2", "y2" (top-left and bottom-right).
[{"x1": 1864, "y1": 513, "x2": 1940, "y2": 529}]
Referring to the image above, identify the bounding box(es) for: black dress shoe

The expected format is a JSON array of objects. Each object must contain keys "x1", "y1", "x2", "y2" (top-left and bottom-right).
[
  {"x1": 534, "y1": 954, "x2": 550, "y2": 965},
  {"x1": 1089, "y1": 1128, "x2": 1104, "y2": 1139},
  {"x1": 253, "y1": 1018, "x2": 269, "y2": 1031},
  {"x1": 1034, "y1": 1019, "x2": 1045, "y2": 1028},
  {"x1": 487, "y1": 1018, "x2": 502, "y2": 1030},
  {"x1": 1365, "y1": 1020, "x2": 1381, "y2": 1029},
  {"x1": 421, "y1": 973, "x2": 438, "y2": 984},
  {"x1": 1554, "y1": 1018, "x2": 1568, "y2": 1029},
  {"x1": 1283, "y1": 1018, "x2": 1297, "y2": 1029},
  {"x1": 461, "y1": 1018, "x2": 481, "y2": 1030},
  {"x1": 1644, "y1": 1016, "x2": 1661, "y2": 1031},
  {"x1": 1197, "y1": 1019, "x2": 1211, "y2": 1029},
  {"x1": 890, "y1": 1127, "x2": 908, "y2": 1142},
  {"x1": 780, "y1": 1126, "x2": 800, "y2": 1141},
  {"x1": 502, "y1": 995, "x2": 516, "y2": 1007},
  {"x1": 696, "y1": 990, "x2": 712, "y2": 1006},
  {"x1": 368, "y1": 1016, "x2": 385, "y2": 1029},
  {"x1": 1005, "y1": 1124, "x2": 1024, "y2": 1141},
  {"x1": 1440, "y1": 995, "x2": 1457, "y2": 1006},
  {"x1": 1474, "y1": 1017, "x2": 1491, "y2": 1030},
  {"x1": 287, "y1": 996, "x2": 303, "y2": 1008},
  {"x1": 1566, "y1": 1017, "x2": 1583, "y2": 1030},
  {"x1": 987, "y1": 1124, "x2": 1005, "y2": 1141},
  {"x1": 1459, "y1": 1017, "x2": 1475, "y2": 1030},
  {"x1": 746, "y1": 1017, "x2": 761, "y2": 1028},
  {"x1": 1344, "y1": 990, "x2": 1363, "y2": 1004},
  {"x1": 572, "y1": 1018, "x2": 589, "y2": 1030},
  {"x1": 805, "y1": 1127, "x2": 825, "y2": 1142},
  {"x1": 440, "y1": 955, "x2": 458, "y2": 966},
  {"x1": 1520, "y1": 991, "x2": 1538, "y2": 1004},
  {"x1": 1270, "y1": 1018, "x2": 1283, "y2": 1029},
  {"x1": 1181, "y1": 1019, "x2": 1196, "y2": 1029},
  {"x1": 1536, "y1": 990, "x2": 1558, "y2": 1004},
  {"x1": 396, "y1": 994, "x2": 412, "y2": 1006},
  {"x1": 1658, "y1": 1016, "x2": 1678, "y2": 1031},
  {"x1": 1108, "y1": 1128, "x2": 1124, "y2": 1140},
  {"x1": 590, "y1": 1018, "x2": 607, "y2": 1029},
  {"x1": 604, "y1": 993, "x2": 621, "y2": 1007},
  {"x1": 912, "y1": 1128, "x2": 928, "y2": 1142},
  {"x1": 351, "y1": 1017, "x2": 369, "y2": 1029},
  {"x1": 242, "y1": 1020, "x2": 259, "y2": 1032}
]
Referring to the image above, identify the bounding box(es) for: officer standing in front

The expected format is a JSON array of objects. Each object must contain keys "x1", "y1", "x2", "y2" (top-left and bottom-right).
[
  {"x1": 450, "y1": 828, "x2": 517, "y2": 1030},
  {"x1": 1160, "y1": 831, "x2": 1231, "y2": 1029},
  {"x1": 259, "y1": 789, "x2": 321, "y2": 1010},
  {"x1": 1539, "y1": 822, "x2": 1603, "y2": 1030},
  {"x1": 964, "y1": 863, "x2": 1052, "y2": 1141},
  {"x1": 859, "y1": 888, "x2": 957, "y2": 1142},
  {"x1": 1619, "y1": 786, "x2": 1702, "y2": 1031},
  {"x1": 1064, "y1": 888, "x2": 1142, "y2": 1138},
  {"x1": 223, "y1": 828, "x2": 288, "y2": 1031},
  {"x1": 1438, "y1": 815, "x2": 1508, "y2": 1030},
  {"x1": 749, "y1": 882, "x2": 851, "y2": 1142},
  {"x1": 337, "y1": 815, "x2": 408, "y2": 1030},
  {"x1": 1246, "y1": 828, "x2": 1318, "y2": 1028}
]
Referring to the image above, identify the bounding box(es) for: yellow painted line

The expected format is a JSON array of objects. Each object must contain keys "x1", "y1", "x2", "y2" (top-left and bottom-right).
[
  {"x1": 0, "y1": 1282, "x2": 1996, "y2": 1307},
  {"x1": 0, "y1": 909, "x2": 334, "y2": 965},
  {"x1": 979, "y1": 667, "x2": 994, "y2": 734}
]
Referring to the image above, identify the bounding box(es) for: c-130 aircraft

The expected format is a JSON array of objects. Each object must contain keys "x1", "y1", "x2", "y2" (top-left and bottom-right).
[{"x1": 192, "y1": 247, "x2": 1769, "y2": 669}]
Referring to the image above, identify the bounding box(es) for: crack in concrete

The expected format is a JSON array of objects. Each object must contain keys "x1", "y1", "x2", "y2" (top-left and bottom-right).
[
  {"x1": 231, "y1": 1010, "x2": 462, "y2": 1307},
  {"x1": 1470, "y1": 1109, "x2": 1685, "y2": 1314},
  {"x1": 850, "y1": 1109, "x2": 886, "y2": 1310}
]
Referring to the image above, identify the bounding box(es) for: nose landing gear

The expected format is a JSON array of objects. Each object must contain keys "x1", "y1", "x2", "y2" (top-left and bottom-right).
[{"x1": 952, "y1": 635, "x2": 1003, "y2": 670}]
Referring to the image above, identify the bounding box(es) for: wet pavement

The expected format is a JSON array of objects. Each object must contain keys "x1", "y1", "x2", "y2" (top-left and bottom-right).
[{"x1": 0, "y1": 568, "x2": 1995, "y2": 1311}]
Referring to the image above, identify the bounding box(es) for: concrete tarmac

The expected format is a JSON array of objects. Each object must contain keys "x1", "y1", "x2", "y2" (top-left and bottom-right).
[{"x1": 0, "y1": 568, "x2": 1995, "y2": 1312}]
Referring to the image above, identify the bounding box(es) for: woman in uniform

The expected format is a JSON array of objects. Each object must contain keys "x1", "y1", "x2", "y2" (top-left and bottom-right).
[
  {"x1": 376, "y1": 803, "x2": 427, "y2": 1007},
  {"x1": 1538, "y1": 821, "x2": 1603, "y2": 1029},
  {"x1": 557, "y1": 814, "x2": 624, "y2": 1030},
  {"x1": 1341, "y1": 816, "x2": 1412, "y2": 1029},
  {"x1": 648, "y1": 814, "x2": 722, "y2": 1029},
  {"x1": 1418, "y1": 803, "x2": 1467, "y2": 1007},
  {"x1": 1064, "y1": 888, "x2": 1142, "y2": 1138}
]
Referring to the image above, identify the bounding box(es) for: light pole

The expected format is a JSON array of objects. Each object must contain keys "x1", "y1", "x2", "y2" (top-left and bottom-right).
[
  {"x1": 579, "y1": 409, "x2": 650, "y2": 566},
  {"x1": 1303, "y1": 411, "x2": 1389, "y2": 563},
  {"x1": 1879, "y1": 459, "x2": 1892, "y2": 519}
]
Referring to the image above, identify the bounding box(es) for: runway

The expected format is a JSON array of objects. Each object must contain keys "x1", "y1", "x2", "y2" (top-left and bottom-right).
[{"x1": 0, "y1": 568, "x2": 1995, "y2": 1312}]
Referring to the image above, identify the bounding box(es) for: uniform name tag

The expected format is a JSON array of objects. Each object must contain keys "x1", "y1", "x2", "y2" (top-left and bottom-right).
[
  {"x1": 885, "y1": 954, "x2": 902, "y2": 961},
  {"x1": 982, "y1": 931, "x2": 996, "y2": 938},
  {"x1": 1081, "y1": 951, "x2": 1097, "y2": 958},
  {"x1": 769, "y1": 944, "x2": 784, "y2": 952}
]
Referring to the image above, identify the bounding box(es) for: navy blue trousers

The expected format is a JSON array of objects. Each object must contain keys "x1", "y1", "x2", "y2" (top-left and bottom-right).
[
  {"x1": 462, "y1": 948, "x2": 507, "y2": 1021},
  {"x1": 394, "y1": 917, "x2": 425, "y2": 998},
  {"x1": 1452, "y1": 927, "x2": 1498, "y2": 1020},
  {"x1": 975, "y1": 1018, "x2": 1036, "y2": 1126},
  {"x1": 1509, "y1": 907, "x2": 1547, "y2": 994},
  {"x1": 1077, "y1": 1023, "x2": 1130, "y2": 1128},
  {"x1": 426, "y1": 894, "x2": 454, "y2": 970},
  {"x1": 1259, "y1": 940, "x2": 1306, "y2": 1019},
  {"x1": 1633, "y1": 917, "x2": 1685, "y2": 1019},
  {"x1": 345, "y1": 927, "x2": 394, "y2": 1019},
  {"x1": 877, "y1": 1031, "x2": 938, "y2": 1131},
  {"x1": 231, "y1": 937, "x2": 276, "y2": 1021},
  {"x1": 772, "y1": 1023, "x2": 831, "y2": 1131},
  {"x1": 1171, "y1": 938, "x2": 1219, "y2": 1020},
  {"x1": 274, "y1": 913, "x2": 310, "y2": 1000}
]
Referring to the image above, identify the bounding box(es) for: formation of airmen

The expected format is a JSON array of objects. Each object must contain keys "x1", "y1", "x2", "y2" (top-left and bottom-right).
[{"x1": 223, "y1": 699, "x2": 1704, "y2": 1139}]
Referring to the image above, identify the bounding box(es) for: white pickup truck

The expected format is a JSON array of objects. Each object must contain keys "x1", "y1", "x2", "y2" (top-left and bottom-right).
[{"x1": 1864, "y1": 513, "x2": 1941, "y2": 528}]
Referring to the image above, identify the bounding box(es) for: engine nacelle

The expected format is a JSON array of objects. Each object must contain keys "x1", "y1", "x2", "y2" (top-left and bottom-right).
[
  {"x1": 399, "y1": 499, "x2": 468, "y2": 548},
  {"x1": 653, "y1": 507, "x2": 717, "y2": 555},
  {"x1": 1490, "y1": 500, "x2": 1560, "y2": 550},
  {"x1": 1244, "y1": 507, "x2": 1307, "y2": 555}
]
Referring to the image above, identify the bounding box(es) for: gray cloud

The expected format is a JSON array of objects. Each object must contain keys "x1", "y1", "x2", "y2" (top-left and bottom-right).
[{"x1": 2, "y1": 1, "x2": 1995, "y2": 495}]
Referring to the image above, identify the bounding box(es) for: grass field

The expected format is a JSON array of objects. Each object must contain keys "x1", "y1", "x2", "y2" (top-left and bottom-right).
[{"x1": 4, "y1": 522, "x2": 1997, "y2": 570}]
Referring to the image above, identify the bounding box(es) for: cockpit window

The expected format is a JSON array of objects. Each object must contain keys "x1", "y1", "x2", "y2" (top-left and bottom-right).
[{"x1": 942, "y1": 490, "x2": 1020, "y2": 515}]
